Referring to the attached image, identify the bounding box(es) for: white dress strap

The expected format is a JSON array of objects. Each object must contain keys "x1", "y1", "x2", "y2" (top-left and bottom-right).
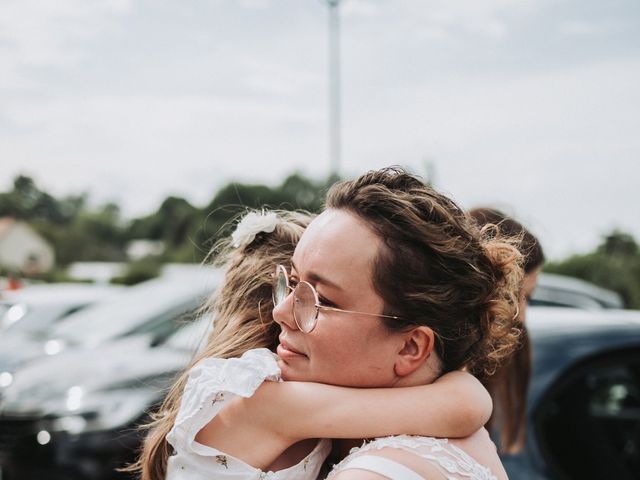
[
  {"x1": 327, "y1": 435, "x2": 498, "y2": 480},
  {"x1": 339, "y1": 455, "x2": 424, "y2": 480}
]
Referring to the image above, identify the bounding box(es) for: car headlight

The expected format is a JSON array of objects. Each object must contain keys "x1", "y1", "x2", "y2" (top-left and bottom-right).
[
  {"x1": 49, "y1": 387, "x2": 159, "y2": 435},
  {"x1": 0, "y1": 371, "x2": 13, "y2": 388},
  {"x1": 43, "y1": 339, "x2": 66, "y2": 356},
  {"x1": 2, "y1": 304, "x2": 27, "y2": 329}
]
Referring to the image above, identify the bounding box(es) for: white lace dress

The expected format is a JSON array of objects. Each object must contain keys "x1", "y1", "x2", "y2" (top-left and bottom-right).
[
  {"x1": 166, "y1": 348, "x2": 332, "y2": 480},
  {"x1": 327, "y1": 435, "x2": 498, "y2": 480}
]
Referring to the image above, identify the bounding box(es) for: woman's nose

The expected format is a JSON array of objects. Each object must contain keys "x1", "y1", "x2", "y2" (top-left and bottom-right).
[{"x1": 273, "y1": 290, "x2": 298, "y2": 331}]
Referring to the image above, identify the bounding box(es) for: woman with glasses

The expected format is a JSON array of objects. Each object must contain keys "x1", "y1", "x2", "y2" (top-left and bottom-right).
[
  {"x1": 268, "y1": 169, "x2": 519, "y2": 480},
  {"x1": 138, "y1": 168, "x2": 522, "y2": 479},
  {"x1": 135, "y1": 207, "x2": 494, "y2": 480}
]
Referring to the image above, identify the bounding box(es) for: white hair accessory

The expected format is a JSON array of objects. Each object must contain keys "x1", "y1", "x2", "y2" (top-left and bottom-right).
[{"x1": 231, "y1": 211, "x2": 279, "y2": 248}]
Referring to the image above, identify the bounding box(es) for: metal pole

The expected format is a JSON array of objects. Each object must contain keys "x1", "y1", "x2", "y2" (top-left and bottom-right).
[{"x1": 327, "y1": 0, "x2": 341, "y2": 178}]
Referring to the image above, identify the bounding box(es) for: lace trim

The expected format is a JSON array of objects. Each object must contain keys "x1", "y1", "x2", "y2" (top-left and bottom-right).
[{"x1": 328, "y1": 435, "x2": 497, "y2": 480}]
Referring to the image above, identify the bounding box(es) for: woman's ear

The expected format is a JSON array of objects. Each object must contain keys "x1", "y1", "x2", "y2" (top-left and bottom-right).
[{"x1": 393, "y1": 326, "x2": 435, "y2": 377}]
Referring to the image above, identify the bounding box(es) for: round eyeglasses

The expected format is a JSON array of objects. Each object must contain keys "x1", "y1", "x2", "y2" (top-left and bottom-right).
[{"x1": 272, "y1": 264, "x2": 402, "y2": 333}]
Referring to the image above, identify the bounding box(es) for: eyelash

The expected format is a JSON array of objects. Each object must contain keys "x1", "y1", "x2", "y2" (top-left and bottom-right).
[
  {"x1": 289, "y1": 274, "x2": 335, "y2": 307},
  {"x1": 317, "y1": 295, "x2": 334, "y2": 308}
]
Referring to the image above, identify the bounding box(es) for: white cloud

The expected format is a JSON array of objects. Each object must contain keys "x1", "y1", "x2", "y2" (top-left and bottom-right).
[
  {"x1": 341, "y1": 0, "x2": 381, "y2": 18},
  {"x1": 238, "y1": 55, "x2": 323, "y2": 97},
  {"x1": 339, "y1": 56, "x2": 640, "y2": 257},
  {"x1": 558, "y1": 20, "x2": 610, "y2": 36},
  {"x1": 0, "y1": 90, "x2": 326, "y2": 214},
  {"x1": 0, "y1": 0, "x2": 132, "y2": 88},
  {"x1": 238, "y1": 0, "x2": 272, "y2": 9},
  {"x1": 1, "y1": 0, "x2": 639, "y2": 259},
  {"x1": 378, "y1": 0, "x2": 545, "y2": 40}
]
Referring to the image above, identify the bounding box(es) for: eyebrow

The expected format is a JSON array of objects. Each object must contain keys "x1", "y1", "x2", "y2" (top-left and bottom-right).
[{"x1": 291, "y1": 260, "x2": 343, "y2": 292}]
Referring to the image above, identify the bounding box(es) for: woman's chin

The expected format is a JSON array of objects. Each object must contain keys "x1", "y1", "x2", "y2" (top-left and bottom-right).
[{"x1": 277, "y1": 357, "x2": 304, "y2": 382}]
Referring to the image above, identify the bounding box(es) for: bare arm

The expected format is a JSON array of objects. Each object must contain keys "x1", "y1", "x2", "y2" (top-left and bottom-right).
[
  {"x1": 239, "y1": 370, "x2": 491, "y2": 442},
  {"x1": 196, "y1": 370, "x2": 490, "y2": 468}
]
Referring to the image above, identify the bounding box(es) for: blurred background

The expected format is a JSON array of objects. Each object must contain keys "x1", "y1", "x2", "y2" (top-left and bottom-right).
[{"x1": 1, "y1": 1, "x2": 639, "y2": 479}]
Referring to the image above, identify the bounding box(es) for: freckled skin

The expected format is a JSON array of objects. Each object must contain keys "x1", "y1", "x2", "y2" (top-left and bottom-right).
[{"x1": 274, "y1": 209, "x2": 403, "y2": 388}]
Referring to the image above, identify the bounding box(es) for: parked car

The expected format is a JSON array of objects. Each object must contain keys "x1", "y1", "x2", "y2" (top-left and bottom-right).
[
  {"x1": 502, "y1": 306, "x2": 640, "y2": 479},
  {"x1": 0, "y1": 317, "x2": 210, "y2": 480},
  {"x1": 531, "y1": 273, "x2": 624, "y2": 310},
  {"x1": 2, "y1": 304, "x2": 639, "y2": 480},
  {"x1": 0, "y1": 268, "x2": 219, "y2": 394},
  {"x1": 0, "y1": 283, "x2": 122, "y2": 338}
]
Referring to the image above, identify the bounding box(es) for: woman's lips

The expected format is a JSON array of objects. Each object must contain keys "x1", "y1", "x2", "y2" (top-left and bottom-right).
[{"x1": 277, "y1": 338, "x2": 306, "y2": 360}]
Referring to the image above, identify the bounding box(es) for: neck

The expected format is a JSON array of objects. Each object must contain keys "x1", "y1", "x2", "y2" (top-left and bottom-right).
[{"x1": 394, "y1": 356, "x2": 442, "y2": 388}]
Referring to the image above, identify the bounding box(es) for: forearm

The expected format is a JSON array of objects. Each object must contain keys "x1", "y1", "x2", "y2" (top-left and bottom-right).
[{"x1": 247, "y1": 372, "x2": 491, "y2": 440}]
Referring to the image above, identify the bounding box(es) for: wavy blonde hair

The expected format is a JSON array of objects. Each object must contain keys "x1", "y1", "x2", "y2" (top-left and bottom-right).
[{"x1": 130, "y1": 209, "x2": 312, "y2": 480}]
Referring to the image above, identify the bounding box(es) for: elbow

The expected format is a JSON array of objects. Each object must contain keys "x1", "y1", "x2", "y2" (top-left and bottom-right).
[{"x1": 447, "y1": 382, "x2": 493, "y2": 438}]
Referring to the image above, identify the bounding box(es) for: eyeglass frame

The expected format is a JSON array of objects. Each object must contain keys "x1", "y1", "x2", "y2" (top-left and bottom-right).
[{"x1": 272, "y1": 264, "x2": 403, "y2": 333}]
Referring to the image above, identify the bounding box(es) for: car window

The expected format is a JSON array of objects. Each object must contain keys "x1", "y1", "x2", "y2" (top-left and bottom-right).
[
  {"x1": 533, "y1": 274, "x2": 624, "y2": 309},
  {"x1": 3, "y1": 303, "x2": 88, "y2": 337},
  {"x1": 0, "y1": 303, "x2": 10, "y2": 322},
  {"x1": 165, "y1": 316, "x2": 211, "y2": 352},
  {"x1": 535, "y1": 348, "x2": 640, "y2": 479},
  {"x1": 50, "y1": 277, "x2": 209, "y2": 345},
  {"x1": 129, "y1": 301, "x2": 200, "y2": 346},
  {"x1": 529, "y1": 285, "x2": 606, "y2": 309}
]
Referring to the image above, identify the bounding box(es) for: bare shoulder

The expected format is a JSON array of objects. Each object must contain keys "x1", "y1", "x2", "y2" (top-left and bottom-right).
[{"x1": 449, "y1": 429, "x2": 508, "y2": 480}]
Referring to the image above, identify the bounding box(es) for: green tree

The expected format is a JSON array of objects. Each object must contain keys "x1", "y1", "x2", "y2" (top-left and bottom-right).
[
  {"x1": 545, "y1": 231, "x2": 640, "y2": 309},
  {"x1": 0, "y1": 171, "x2": 336, "y2": 269}
]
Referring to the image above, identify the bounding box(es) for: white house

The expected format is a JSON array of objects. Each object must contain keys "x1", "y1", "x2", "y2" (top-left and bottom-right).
[{"x1": 0, "y1": 218, "x2": 55, "y2": 274}]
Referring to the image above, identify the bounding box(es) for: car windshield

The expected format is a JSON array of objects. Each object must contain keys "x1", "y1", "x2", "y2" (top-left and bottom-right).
[
  {"x1": 532, "y1": 273, "x2": 624, "y2": 309},
  {"x1": 165, "y1": 316, "x2": 212, "y2": 352},
  {"x1": 1, "y1": 302, "x2": 85, "y2": 337},
  {"x1": 50, "y1": 274, "x2": 214, "y2": 346}
]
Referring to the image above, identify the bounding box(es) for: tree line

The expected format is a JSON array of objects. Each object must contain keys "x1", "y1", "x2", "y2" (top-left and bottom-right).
[
  {"x1": 1, "y1": 174, "x2": 639, "y2": 308},
  {"x1": 0, "y1": 173, "x2": 333, "y2": 266}
]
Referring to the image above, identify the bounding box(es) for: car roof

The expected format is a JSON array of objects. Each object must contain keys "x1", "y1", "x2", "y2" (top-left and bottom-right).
[
  {"x1": 0, "y1": 283, "x2": 122, "y2": 306},
  {"x1": 527, "y1": 306, "x2": 640, "y2": 335},
  {"x1": 48, "y1": 267, "x2": 221, "y2": 346},
  {"x1": 534, "y1": 273, "x2": 624, "y2": 309}
]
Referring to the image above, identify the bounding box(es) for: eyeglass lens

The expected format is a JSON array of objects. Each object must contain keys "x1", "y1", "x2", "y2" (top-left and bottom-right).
[
  {"x1": 293, "y1": 281, "x2": 317, "y2": 333},
  {"x1": 273, "y1": 266, "x2": 288, "y2": 307},
  {"x1": 273, "y1": 266, "x2": 317, "y2": 333}
]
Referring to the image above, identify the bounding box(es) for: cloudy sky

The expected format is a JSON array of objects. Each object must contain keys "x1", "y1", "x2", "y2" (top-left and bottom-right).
[{"x1": 1, "y1": 0, "x2": 639, "y2": 259}]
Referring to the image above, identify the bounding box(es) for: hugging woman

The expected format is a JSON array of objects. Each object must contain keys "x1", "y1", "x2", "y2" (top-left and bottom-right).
[{"x1": 136, "y1": 167, "x2": 523, "y2": 479}]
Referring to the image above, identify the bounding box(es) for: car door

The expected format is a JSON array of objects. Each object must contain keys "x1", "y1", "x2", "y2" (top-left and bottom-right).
[{"x1": 533, "y1": 347, "x2": 640, "y2": 479}]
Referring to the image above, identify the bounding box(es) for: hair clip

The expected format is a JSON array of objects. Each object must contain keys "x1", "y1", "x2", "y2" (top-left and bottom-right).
[{"x1": 231, "y1": 210, "x2": 278, "y2": 248}]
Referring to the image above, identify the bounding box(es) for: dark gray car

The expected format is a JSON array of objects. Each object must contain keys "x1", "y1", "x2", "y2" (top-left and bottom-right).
[
  {"x1": 0, "y1": 269, "x2": 219, "y2": 390},
  {"x1": 0, "y1": 315, "x2": 212, "y2": 480},
  {"x1": 502, "y1": 307, "x2": 640, "y2": 479}
]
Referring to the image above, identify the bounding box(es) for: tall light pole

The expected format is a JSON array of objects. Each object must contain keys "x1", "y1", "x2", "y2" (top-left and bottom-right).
[{"x1": 325, "y1": 0, "x2": 341, "y2": 178}]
